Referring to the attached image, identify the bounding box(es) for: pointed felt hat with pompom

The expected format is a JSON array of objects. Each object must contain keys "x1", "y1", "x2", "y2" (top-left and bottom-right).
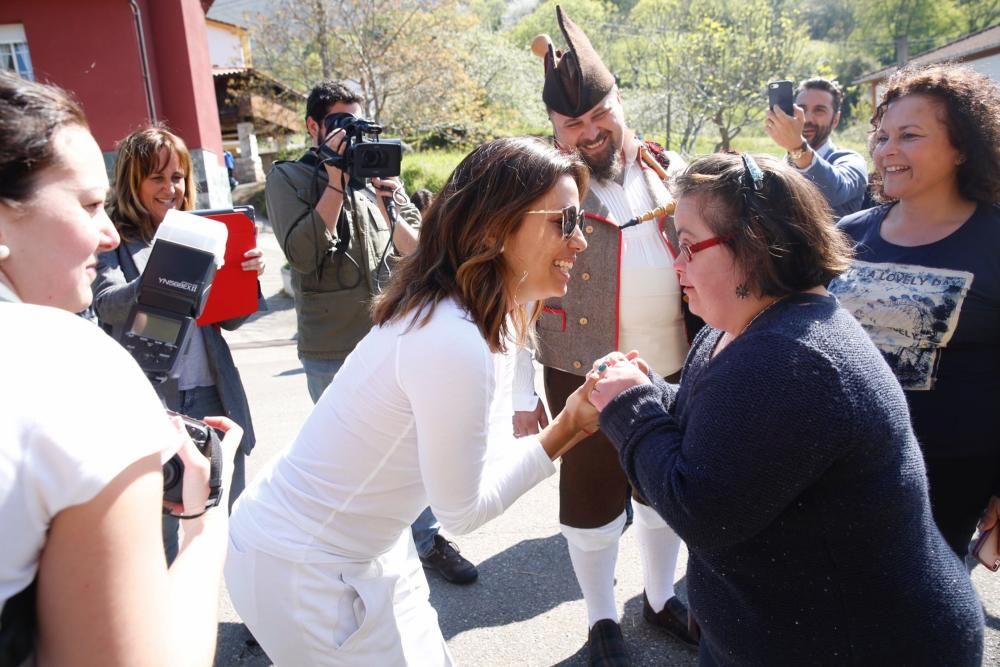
[{"x1": 532, "y1": 5, "x2": 615, "y2": 118}]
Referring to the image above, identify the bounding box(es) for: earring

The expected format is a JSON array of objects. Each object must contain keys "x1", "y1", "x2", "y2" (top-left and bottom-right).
[
  {"x1": 735, "y1": 283, "x2": 749, "y2": 299},
  {"x1": 0, "y1": 244, "x2": 10, "y2": 261}
]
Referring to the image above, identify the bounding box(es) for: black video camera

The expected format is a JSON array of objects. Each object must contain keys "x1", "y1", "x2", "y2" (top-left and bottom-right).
[
  {"x1": 163, "y1": 411, "x2": 224, "y2": 509},
  {"x1": 319, "y1": 112, "x2": 402, "y2": 180}
]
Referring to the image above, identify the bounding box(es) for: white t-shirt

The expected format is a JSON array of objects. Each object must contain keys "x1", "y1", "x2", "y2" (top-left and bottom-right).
[
  {"x1": 232, "y1": 297, "x2": 556, "y2": 562},
  {"x1": 0, "y1": 303, "x2": 179, "y2": 606}
]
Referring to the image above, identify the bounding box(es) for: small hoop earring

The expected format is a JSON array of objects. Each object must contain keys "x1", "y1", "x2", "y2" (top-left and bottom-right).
[{"x1": 0, "y1": 244, "x2": 10, "y2": 261}]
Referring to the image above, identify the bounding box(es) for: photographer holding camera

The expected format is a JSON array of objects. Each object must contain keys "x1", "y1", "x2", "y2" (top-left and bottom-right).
[
  {"x1": 0, "y1": 71, "x2": 242, "y2": 667},
  {"x1": 268, "y1": 81, "x2": 417, "y2": 401},
  {"x1": 267, "y1": 82, "x2": 479, "y2": 585},
  {"x1": 92, "y1": 126, "x2": 264, "y2": 565}
]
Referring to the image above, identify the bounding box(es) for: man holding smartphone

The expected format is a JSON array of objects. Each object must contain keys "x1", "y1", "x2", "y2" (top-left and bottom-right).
[{"x1": 765, "y1": 78, "x2": 868, "y2": 218}]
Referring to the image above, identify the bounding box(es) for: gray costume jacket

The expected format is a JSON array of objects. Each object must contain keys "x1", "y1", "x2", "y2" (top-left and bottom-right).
[
  {"x1": 536, "y1": 146, "x2": 696, "y2": 375},
  {"x1": 92, "y1": 238, "x2": 260, "y2": 455},
  {"x1": 266, "y1": 151, "x2": 421, "y2": 361}
]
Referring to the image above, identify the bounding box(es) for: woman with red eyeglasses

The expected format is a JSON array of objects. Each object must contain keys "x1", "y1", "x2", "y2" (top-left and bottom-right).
[{"x1": 569, "y1": 152, "x2": 983, "y2": 665}]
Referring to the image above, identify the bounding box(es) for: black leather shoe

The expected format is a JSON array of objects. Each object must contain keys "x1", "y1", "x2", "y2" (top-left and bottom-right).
[
  {"x1": 587, "y1": 619, "x2": 632, "y2": 666},
  {"x1": 419, "y1": 534, "x2": 478, "y2": 585},
  {"x1": 642, "y1": 592, "x2": 699, "y2": 646}
]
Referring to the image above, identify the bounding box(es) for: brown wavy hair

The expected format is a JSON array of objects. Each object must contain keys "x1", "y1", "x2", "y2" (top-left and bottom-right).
[
  {"x1": 106, "y1": 127, "x2": 196, "y2": 243},
  {"x1": 868, "y1": 63, "x2": 1000, "y2": 204},
  {"x1": 674, "y1": 153, "x2": 853, "y2": 297},
  {"x1": 371, "y1": 137, "x2": 589, "y2": 353}
]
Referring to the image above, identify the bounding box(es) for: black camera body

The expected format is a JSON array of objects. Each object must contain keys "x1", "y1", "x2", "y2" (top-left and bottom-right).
[
  {"x1": 162, "y1": 411, "x2": 224, "y2": 508},
  {"x1": 320, "y1": 112, "x2": 402, "y2": 180},
  {"x1": 120, "y1": 237, "x2": 215, "y2": 383}
]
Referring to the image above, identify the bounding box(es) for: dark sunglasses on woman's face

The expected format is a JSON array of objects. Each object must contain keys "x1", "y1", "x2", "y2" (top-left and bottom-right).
[{"x1": 526, "y1": 205, "x2": 586, "y2": 240}]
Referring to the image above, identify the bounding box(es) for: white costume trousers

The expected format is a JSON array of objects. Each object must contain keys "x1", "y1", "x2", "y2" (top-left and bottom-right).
[{"x1": 226, "y1": 527, "x2": 454, "y2": 666}]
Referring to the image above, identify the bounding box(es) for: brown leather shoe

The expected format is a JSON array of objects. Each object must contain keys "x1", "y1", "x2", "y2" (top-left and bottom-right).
[
  {"x1": 587, "y1": 619, "x2": 632, "y2": 666},
  {"x1": 642, "y1": 592, "x2": 699, "y2": 646}
]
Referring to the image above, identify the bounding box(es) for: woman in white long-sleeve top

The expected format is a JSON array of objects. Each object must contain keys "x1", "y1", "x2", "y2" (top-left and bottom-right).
[{"x1": 225, "y1": 137, "x2": 601, "y2": 665}]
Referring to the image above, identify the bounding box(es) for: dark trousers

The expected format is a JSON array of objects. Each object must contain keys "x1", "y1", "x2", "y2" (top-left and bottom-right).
[
  {"x1": 924, "y1": 453, "x2": 999, "y2": 557},
  {"x1": 546, "y1": 366, "x2": 669, "y2": 528}
]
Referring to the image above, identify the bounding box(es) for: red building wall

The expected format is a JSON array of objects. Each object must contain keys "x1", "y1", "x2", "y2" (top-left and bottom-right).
[
  {"x1": 0, "y1": 0, "x2": 222, "y2": 162},
  {"x1": 147, "y1": 0, "x2": 223, "y2": 159}
]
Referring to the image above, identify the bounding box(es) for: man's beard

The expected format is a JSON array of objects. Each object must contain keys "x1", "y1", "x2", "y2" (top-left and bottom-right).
[
  {"x1": 579, "y1": 131, "x2": 623, "y2": 181},
  {"x1": 804, "y1": 121, "x2": 834, "y2": 150}
]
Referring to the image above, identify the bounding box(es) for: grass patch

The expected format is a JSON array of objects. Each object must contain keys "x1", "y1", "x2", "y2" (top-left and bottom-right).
[
  {"x1": 677, "y1": 122, "x2": 872, "y2": 171},
  {"x1": 401, "y1": 149, "x2": 468, "y2": 194}
]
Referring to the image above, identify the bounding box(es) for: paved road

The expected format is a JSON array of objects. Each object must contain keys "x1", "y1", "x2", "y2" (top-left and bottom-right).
[{"x1": 212, "y1": 225, "x2": 1000, "y2": 666}]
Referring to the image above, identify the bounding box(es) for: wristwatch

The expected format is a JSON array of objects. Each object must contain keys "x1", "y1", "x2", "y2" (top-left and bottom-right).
[{"x1": 789, "y1": 140, "x2": 809, "y2": 162}]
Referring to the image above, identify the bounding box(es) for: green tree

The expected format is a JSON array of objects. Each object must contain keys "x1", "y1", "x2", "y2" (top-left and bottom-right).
[
  {"x1": 800, "y1": 0, "x2": 857, "y2": 41},
  {"x1": 849, "y1": 0, "x2": 964, "y2": 65},
  {"x1": 505, "y1": 0, "x2": 620, "y2": 61},
  {"x1": 623, "y1": 0, "x2": 809, "y2": 152},
  {"x1": 248, "y1": 0, "x2": 480, "y2": 129},
  {"x1": 457, "y1": 27, "x2": 549, "y2": 133},
  {"x1": 957, "y1": 0, "x2": 1000, "y2": 33}
]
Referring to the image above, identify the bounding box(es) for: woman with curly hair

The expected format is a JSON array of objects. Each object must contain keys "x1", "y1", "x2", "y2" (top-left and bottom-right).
[{"x1": 829, "y1": 63, "x2": 1000, "y2": 558}]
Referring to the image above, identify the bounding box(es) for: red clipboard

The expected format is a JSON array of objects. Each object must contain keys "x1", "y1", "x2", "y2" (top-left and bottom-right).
[{"x1": 194, "y1": 206, "x2": 260, "y2": 326}]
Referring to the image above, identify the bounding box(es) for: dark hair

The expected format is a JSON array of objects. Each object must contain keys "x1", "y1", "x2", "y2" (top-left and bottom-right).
[
  {"x1": 411, "y1": 188, "x2": 434, "y2": 213},
  {"x1": 372, "y1": 137, "x2": 589, "y2": 353},
  {"x1": 106, "y1": 126, "x2": 196, "y2": 243},
  {"x1": 868, "y1": 63, "x2": 1000, "y2": 204},
  {"x1": 796, "y1": 78, "x2": 843, "y2": 115},
  {"x1": 674, "y1": 153, "x2": 853, "y2": 297},
  {"x1": 0, "y1": 71, "x2": 88, "y2": 203},
  {"x1": 305, "y1": 81, "x2": 363, "y2": 124}
]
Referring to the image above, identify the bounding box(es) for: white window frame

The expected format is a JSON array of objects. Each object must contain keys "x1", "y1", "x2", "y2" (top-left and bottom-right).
[{"x1": 0, "y1": 24, "x2": 34, "y2": 81}]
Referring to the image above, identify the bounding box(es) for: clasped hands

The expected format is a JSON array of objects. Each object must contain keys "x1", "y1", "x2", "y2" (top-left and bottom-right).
[{"x1": 563, "y1": 350, "x2": 652, "y2": 436}]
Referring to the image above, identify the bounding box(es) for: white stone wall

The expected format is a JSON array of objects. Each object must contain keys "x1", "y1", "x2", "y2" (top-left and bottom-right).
[
  {"x1": 207, "y1": 24, "x2": 245, "y2": 68},
  {"x1": 191, "y1": 149, "x2": 234, "y2": 209}
]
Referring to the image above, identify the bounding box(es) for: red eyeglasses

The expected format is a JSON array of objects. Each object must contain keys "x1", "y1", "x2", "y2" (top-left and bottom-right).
[{"x1": 677, "y1": 234, "x2": 733, "y2": 262}]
